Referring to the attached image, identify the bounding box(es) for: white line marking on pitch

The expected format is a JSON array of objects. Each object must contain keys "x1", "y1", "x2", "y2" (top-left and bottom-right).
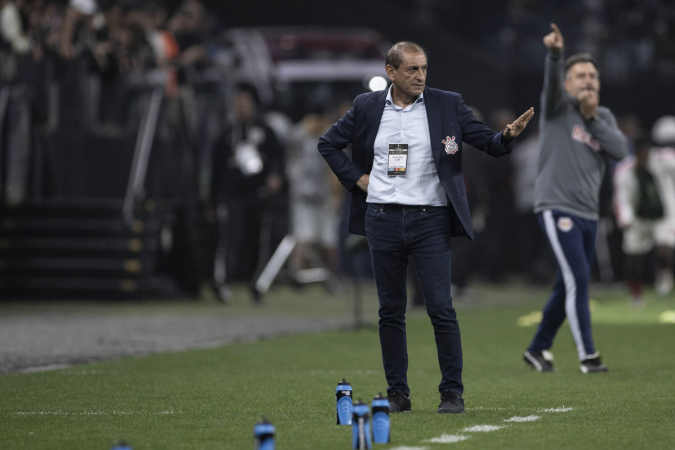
[
  {"x1": 423, "y1": 434, "x2": 471, "y2": 443},
  {"x1": 11, "y1": 410, "x2": 182, "y2": 416},
  {"x1": 418, "y1": 406, "x2": 574, "y2": 444},
  {"x1": 59, "y1": 370, "x2": 119, "y2": 376},
  {"x1": 462, "y1": 425, "x2": 507, "y2": 432},
  {"x1": 467, "y1": 406, "x2": 538, "y2": 411},
  {"x1": 466, "y1": 406, "x2": 508, "y2": 411},
  {"x1": 539, "y1": 407, "x2": 574, "y2": 412},
  {"x1": 18, "y1": 363, "x2": 73, "y2": 373},
  {"x1": 504, "y1": 415, "x2": 540, "y2": 422},
  {"x1": 389, "y1": 447, "x2": 429, "y2": 450}
]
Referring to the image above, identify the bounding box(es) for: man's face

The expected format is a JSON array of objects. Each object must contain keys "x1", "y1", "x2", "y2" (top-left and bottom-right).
[
  {"x1": 564, "y1": 62, "x2": 600, "y2": 101},
  {"x1": 233, "y1": 92, "x2": 255, "y2": 122},
  {"x1": 386, "y1": 51, "x2": 427, "y2": 98}
]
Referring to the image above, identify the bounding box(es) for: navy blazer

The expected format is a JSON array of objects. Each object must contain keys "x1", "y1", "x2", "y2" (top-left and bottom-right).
[{"x1": 318, "y1": 86, "x2": 515, "y2": 240}]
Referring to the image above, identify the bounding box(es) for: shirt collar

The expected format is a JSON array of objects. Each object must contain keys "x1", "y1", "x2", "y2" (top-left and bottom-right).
[{"x1": 385, "y1": 85, "x2": 424, "y2": 107}]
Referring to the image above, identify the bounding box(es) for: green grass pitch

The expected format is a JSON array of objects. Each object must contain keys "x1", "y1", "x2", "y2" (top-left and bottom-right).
[{"x1": 1, "y1": 284, "x2": 674, "y2": 449}]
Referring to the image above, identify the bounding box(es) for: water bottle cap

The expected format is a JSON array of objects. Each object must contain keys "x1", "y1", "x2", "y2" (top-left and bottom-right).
[
  {"x1": 254, "y1": 420, "x2": 276, "y2": 436},
  {"x1": 257, "y1": 418, "x2": 271, "y2": 424},
  {"x1": 354, "y1": 398, "x2": 364, "y2": 405},
  {"x1": 111, "y1": 441, "x2": 133, "y2": 450},
  {"x1": 374, "y1": 393, "x2": 384, "y2": 399},
  {"x1": 338, "y1": 379, "x2": 350, "y2": 386}
]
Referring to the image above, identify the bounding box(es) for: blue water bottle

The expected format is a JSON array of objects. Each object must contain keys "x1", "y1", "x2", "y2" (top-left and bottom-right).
[
  {"x1": 352, "y1": 399, "x2": 372, "y2": 450},
  {"x1": 253, "y1": 418, "x2": 275, "y2": 450},
  {"x1": 111, "y1": 441, "x2": 133, "y2": 450},
  {"x1": 336, "y1": 378, "x2": 353, "y2": 425},
  {"x1": 371, "y1": 393, "x2": 390, "y2": 444}
]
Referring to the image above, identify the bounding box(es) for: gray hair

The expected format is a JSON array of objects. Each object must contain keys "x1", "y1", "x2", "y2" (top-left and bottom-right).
[{"x1": 386, "y1": 42, "x2": 427, "y2": 69}]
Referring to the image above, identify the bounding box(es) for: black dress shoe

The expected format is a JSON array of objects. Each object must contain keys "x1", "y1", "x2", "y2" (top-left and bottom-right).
[
  {"x1": 387, "y1": 389, "x2": 411, "y2": 413},
  {"x1": 437, "y1": 390, "x2": 465, "y2": 414}
]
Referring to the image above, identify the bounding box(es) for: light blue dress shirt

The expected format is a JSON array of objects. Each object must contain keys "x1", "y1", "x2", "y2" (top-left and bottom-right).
[{"x1": 366, "y1": 87, "x2": 448, "y2": 206}]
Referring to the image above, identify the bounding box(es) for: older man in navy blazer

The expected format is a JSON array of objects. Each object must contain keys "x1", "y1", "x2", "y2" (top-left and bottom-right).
[{"x1": 319, "y1": 42, "x2": 534, "y2": 414}]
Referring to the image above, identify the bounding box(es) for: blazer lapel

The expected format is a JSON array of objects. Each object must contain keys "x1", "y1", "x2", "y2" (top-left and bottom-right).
[
  {"x1": 365, "y1": 89, "x2": 388, "y2": 170},
  {"x1": 423, "y1": 87, "x2": 443, "y2": 166}
]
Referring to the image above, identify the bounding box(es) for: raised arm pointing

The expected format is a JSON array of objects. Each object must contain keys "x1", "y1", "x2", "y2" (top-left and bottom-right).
[{"x1": 543, "y1": 23, "x2": 564, "y2": 55}]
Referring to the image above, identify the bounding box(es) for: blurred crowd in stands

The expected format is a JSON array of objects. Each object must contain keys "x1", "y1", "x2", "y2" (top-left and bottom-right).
[
  {"x1": 502, "y1": 0, "x2": 675, "y2": 80},
  {"x1": 0, "y1": 0, "x2": 219, "y2": 83},
  {"x1": 414, "y1": 0, "x2": 675, "y2": 81},
  {"x1": 2, "y1": 0, "x2": 675, "y2": 301}
]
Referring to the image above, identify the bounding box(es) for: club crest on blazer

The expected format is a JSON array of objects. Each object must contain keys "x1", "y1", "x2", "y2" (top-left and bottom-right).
[{"x1": 442, "y1": 136, "x2": 458, "y2": 155}]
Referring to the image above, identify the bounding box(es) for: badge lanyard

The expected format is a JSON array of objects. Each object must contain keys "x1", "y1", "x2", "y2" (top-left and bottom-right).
[{"x1": 388, "y1": 104, "x2": 411, "y2": 177}]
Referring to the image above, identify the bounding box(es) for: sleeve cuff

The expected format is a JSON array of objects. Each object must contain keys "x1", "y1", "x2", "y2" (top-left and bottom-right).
[
  {"x1": 500, "y1": 131, "x2": 516, "y2": 150},
  {"x1": 549, "y1": 52, "x2": 562, "y2": 62}
]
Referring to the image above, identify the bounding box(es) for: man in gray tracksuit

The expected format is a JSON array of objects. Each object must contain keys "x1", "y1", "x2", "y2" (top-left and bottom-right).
[{"x1": 523, "y1": 24, "x2": 628, "y2": 374}]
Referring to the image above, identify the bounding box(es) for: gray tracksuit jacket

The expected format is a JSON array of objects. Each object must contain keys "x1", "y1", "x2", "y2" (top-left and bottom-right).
[{"x1": 533, "y1": 52, "x2": 629, "y2": 220}]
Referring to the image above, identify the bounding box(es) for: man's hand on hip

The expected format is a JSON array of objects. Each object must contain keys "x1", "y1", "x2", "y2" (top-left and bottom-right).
[
  {"x1": 543, "y1": 23, "x2": 564, "y2": 54},
  {"x1": 357, "y1": 174, "x2": 370, "y2": 193},
  {"x1": 503, "y1": 107, "x2": 535, "y2": 141}
]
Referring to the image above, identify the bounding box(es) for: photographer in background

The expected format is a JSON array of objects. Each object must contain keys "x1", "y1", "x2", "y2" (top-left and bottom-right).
[{"x1": 210, "y1": 84, "x2": 285, "y2": 303}]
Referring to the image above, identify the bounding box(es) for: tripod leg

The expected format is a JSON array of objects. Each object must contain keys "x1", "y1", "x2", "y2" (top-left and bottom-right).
[{"x1": 254, "y1": 234, "x2": 297, "y2": 295}]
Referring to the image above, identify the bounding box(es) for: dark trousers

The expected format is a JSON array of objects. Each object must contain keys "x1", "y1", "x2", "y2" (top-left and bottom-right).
[
  {"x1": 214, "y1": 195, "x2": 264, "y2": 283},
  {"x1": 528, "y1": 210, "x2": 598, "y2": 361},
  {"x1": 365, "y1": 203, "x2": 463, "y2": 396}
]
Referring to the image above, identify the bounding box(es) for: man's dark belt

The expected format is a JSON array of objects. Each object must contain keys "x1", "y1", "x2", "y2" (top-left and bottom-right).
[{"x1": 368, "y1": 203, "x2": 447, "y2": 212}]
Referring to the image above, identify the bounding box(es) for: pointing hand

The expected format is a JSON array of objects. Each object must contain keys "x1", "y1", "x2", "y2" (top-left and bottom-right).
[{"x1": 543, "y1": 23, "x2": 564, "y2": 55}]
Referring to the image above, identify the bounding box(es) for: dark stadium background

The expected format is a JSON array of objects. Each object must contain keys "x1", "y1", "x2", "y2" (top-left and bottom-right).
[
  {"x1": 1, "y1": 0, "x2": 673, "y2": 300},
  {"x1": 1, "y1": 5, "x2": 675, "y2": 449},
  {"x1": 214, "y1": 0, "x2": 673, "y2": 125}
]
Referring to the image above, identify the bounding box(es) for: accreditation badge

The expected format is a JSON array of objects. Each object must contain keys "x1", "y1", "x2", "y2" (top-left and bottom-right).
[{"x1": 387, "y1": 143, "x2": 408, "y2": 176}]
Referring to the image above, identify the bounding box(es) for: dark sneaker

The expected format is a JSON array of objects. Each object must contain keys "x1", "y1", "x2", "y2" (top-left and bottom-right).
[
  {"x1": 437, "y1": 390, "x2": 465, "y2": 414},
  {"x1": 524, "y1": 350, "x2": 555, "y2": 372},
  {"x1": 580, "y1": 354, "x2": 608, "y2": 373},
  {"x1": 387, "y1": 390, "x2": 411, "y2": 413}
]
